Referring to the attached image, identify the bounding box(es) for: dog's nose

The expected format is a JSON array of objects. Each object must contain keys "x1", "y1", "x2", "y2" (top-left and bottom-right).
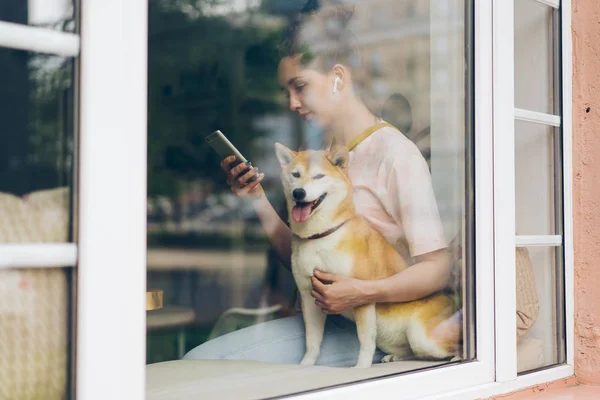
[{"x1": 292, "y1": 188, "x2": 306, "y2": 200}]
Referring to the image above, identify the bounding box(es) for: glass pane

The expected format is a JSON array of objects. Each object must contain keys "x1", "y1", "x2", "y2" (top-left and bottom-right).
[
  {"x1": 0, "y1": 48, "x2": 75, "y2": 242},
  {"x1": 516, "y1": 246, "x2": 565, "y2": 373},
  {"x1": 515, "y1": 120, "x2": 558, "y2": 235},
  {"x1": 146, "y1": 0, "x2": 473, "y2": 397},
  {"x1": 0, "y1": 48, "x2": 75, "y2": 399},
  {"x1": 0, "y1": 1, "x2": 76, "y2": 32},
  {"x1": 514, "y1": 0, "x2": 558, "y2": 114}
]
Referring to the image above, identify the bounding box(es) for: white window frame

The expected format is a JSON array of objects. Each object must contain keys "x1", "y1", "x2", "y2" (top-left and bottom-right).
[
  {"x1": 0, "y1": 243, "x2": 77, "y2": 268},
  {"x1": 0, "y1": 0, "x2": 572, "y2": 398},
  {"x1": 0, "y1": 21, "x2": 79, "y2": 56},
  {"x1": 493, "y1": 0, "x2": 574, "y2": 385},
  {"x1": 492, "y1": 0, "x2": 519, "y2": 381},
  {"x1": 562, "y1": 0, "x2": 576, "y2": 372},
  {"x1": 0, "y1": 2, "x2": 146, "y2": 400},
  {"x1": 77, "y1": 0, "x2": 148, "y2": 399}
]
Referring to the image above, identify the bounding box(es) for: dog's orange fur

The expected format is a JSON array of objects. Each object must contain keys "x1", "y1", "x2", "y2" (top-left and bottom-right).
[
  {"x1": 278, "y1": 143, "x2": 461, "y2": 365},
  {"x1": 335, "y1": 217, "x2": 460, "y2": 356}
]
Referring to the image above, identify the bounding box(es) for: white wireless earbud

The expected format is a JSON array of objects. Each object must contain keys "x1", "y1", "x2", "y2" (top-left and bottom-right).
[{"x1": 332, "y1": 76, "x2": 341, "y2": 94}]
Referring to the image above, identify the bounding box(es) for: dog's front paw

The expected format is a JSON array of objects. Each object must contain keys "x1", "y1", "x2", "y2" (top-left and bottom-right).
[
  {"x1": 300, "y1": 353, "x2": 318, "y2": 366},
  {"x1": 352, "y1": 361, "x2": 372, "y2": 368}
]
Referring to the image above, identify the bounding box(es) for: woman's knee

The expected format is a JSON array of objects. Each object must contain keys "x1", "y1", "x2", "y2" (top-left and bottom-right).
[
  {"x1": 183, "y1": 316, "x2": 306, "y2": 362},
  {"x1": 183, "y1": 314, "x2": 386, "y2": 367}
]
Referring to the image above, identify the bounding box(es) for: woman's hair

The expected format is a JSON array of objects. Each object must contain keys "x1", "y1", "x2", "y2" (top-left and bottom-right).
[{"x1": 278, "y1": 1, "x2": 360, "y2": 73}]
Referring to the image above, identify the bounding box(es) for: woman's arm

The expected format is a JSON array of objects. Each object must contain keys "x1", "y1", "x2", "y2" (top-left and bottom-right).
[
  {"x1": 311, "y1": 248, "x2": 451, "y2": 314},
  {"x1": 311, "y1": 145, "x2": 452, "y2": 313},
  {"x1": 364, "y1": 248, "x2": 451, "y2": 303},
  {"x1": 222, "y1": 155, "x2": 293, "y2": 269}
]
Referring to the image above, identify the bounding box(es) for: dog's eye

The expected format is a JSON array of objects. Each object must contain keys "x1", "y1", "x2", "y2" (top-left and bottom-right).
[
  {"x1": 291, "y1": 172, "x2": 300, "y2": 178},
  {"x1": 313, "y1": 174, "x2": 325, "y2": 179}
]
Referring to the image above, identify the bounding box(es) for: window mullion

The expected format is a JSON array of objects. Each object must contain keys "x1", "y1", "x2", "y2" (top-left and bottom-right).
[
  {"x1": 560, "y1": 0, "x2": 575, "y2": 368},
  {"x1": 0, "y1": 243, "x2": 77, "y2": 268},
  {"x1": 533, "y1": 0, "x2": 560, "y2": 9},
  {"x1": 0, "y1": 21, "x2": 79, "y2": 56},
  {"x1": 514, "y1": 108, "x2": 561, "y2": 126},
  {"x1": 493, "y1": 0, "x2": 518, "y2": 382},
  {"x1": 515, "y1": 235, "x2": 562, "y2": 247}
]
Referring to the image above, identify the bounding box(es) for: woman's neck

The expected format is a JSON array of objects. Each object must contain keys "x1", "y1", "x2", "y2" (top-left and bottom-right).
[{"x1": 329, "y1": 97, "x2": 380, "y2": 146}]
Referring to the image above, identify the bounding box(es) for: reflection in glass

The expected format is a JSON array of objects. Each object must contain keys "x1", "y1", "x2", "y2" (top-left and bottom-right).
[
  {"x1": 0, "y1": 49, "x2": 74, "y2": 399},
  {"x1": 514, "y1": 121, "x2": 565, "y2": 374},
  {"x1": 516, "y1": 246, "x2": 565, "y2": 373},
  {"x1": 146, "y1": 0, "x2": 472, "y2": 397},
  {"x1": 0, "y1": 48, "x2": 74, "y2": 239},
  {"x1": 515, "y1": 120, "x2": 558, "y2": 236},
  {"x1": 514, "y1": 0, "x2": 557, "y2": 114}
]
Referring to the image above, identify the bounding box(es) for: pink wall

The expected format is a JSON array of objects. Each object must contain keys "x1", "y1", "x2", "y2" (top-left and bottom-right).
[{"x1": 572, "y1": 0, "x2": 600, "y2": 386}]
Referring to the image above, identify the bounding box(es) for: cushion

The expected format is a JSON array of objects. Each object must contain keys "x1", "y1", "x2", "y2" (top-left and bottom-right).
[
  {"x1": 516, "y1": 247, "x2": 540, "y2": 338},
  {"x1": 517, "y1": 337, "x2": 545, "y2": 373},
  {"x1": 24, "y1": 187, "x2": 70, "y2": 242},
  {"x1": 449, "y1": 235, "x2": 540, "y2": 339},
  {"x1": 0, "y1": 189, "x2": 69, "y2": 400}
]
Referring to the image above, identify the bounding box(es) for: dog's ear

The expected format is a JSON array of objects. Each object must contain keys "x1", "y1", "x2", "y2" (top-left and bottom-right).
[
  {"x1": 275, "y1": 143, "x2": 297, "y2": 167},
  {"x1": 327, "y1": 146, "x2": 349, "y2": 169}
]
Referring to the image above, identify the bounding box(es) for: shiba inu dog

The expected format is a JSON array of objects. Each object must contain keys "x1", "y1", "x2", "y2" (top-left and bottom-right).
[{"x1": 275, "y1": 143, "x2": 460, "y2": 368}]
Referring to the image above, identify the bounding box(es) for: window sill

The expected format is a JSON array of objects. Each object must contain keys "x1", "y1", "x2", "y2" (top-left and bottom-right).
[
  {"x1": 146, "y1": 360, "x2": 572, "y2": 400},
  {"x1": 423, "y1": 365, "x2": 574, "y2": 400},
  {"x1": 146, "y1": 359, "x2": 445, "y2": 400}
]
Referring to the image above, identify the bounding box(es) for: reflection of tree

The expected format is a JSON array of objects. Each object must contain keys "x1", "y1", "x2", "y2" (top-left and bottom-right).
[
  {"x1": 148, "y1": 0, "x2": 285, "y2": 198},
  {"x1": 0, "y1": 0, "x2": 75, "y2": 195},
  {"x1": 28, "y1": 55, "x2": 74, "y2": 191},
  {"x1": 0, "y1": 46, "x2": 73, "y2": 195},
  {"x1": 20, "y1": 1, "x2": 297, "y2": 200}
]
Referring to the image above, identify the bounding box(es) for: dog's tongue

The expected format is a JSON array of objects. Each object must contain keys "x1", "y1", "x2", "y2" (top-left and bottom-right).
[{"x1": 292, "y1": 203, "x2": 312, "y2": 223}]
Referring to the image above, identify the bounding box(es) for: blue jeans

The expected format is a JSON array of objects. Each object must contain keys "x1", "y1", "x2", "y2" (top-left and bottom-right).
[{"x1": 183, "y1": 314, "x2": 387, "y2": 368}]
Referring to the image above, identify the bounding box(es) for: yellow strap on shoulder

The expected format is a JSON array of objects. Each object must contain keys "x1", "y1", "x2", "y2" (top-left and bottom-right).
[{"x1": 346, "y1": 121, "x2": 395, "y2": 151}]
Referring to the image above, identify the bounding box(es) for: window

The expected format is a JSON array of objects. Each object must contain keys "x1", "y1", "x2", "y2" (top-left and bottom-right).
[
  {"x1": 0, "y1": 3, "x2": 77, "y2": 399},
  {"x1": 492, "y1": 0, "x2": 572, "y2": 383},
  {"x1": 145, "y1": 0, "x2": 484, "y2": 398},
  {"x1": 140, "y1": 0, "x2": 573, "y2": 398},
  {"x1": 514, "y1": 0, "x2": 566, "y2": 372}
]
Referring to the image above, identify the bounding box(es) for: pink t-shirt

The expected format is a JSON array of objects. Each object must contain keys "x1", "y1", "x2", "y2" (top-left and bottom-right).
[{"x1": 347, "y1": 125, "x2": 447, "y2": 263}]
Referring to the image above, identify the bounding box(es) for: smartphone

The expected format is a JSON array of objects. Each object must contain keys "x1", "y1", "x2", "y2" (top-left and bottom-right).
[{"x1": 205, "y1": 129, "x2": 258, "y2": 182}]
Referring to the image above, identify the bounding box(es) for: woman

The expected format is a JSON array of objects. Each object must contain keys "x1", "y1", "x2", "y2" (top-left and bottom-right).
[{"x1": 184, "y1": 12, "x2": 458, "y2": 367}]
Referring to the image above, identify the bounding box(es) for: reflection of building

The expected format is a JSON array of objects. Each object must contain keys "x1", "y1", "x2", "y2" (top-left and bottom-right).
[
  {"x1": 299, "y1": 0, "x2": 466, "y2": 241},
  {"x1": 300, "y1": 0, "x2": 432, "y2": 136}
]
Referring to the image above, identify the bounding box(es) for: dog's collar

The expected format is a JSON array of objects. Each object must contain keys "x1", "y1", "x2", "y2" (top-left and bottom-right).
[{"x1": 294, "y1": 220, "x2": 350, "y2": 240}]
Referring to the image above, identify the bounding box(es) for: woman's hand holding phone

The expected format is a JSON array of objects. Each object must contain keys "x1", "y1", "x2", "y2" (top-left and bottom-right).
[{"x1": 221, "y1": 156, "x2": 265, "y2": 198}]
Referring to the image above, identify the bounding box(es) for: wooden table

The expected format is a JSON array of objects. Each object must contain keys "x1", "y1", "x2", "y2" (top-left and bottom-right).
[
  {"x1": 147, "y1": 249, "x2": 268, "y2": 310},
  {"x1": 147, "y1": 289, "x2": 164, "y2": 310},
  {"x1": 147, "y1": 249, "x2": 266, "y2": 272}
]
